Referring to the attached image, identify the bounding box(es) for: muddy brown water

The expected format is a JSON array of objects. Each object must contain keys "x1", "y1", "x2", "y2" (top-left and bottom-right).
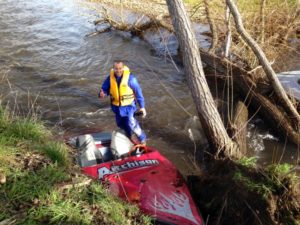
[{"x1": 0, "y1": 0, "x2": 298, "y2": 175}]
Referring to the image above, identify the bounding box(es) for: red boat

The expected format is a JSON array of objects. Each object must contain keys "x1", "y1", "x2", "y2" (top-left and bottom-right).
[{"x1": 68, "y1": 130, "x2": 204, "y2": 225}]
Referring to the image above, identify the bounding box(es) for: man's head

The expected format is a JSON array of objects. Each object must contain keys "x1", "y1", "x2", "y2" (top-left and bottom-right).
[{"x1": 113, "y1": 60, "x2": 124, "y2": 77}]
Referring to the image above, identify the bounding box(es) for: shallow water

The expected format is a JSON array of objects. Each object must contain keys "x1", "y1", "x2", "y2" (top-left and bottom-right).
[{"x1": 0, "y1": 0, "x2": 298, "y2": 174}]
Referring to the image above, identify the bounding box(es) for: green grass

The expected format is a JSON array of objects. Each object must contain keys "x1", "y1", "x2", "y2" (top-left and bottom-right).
[
  {"x1": 237, "y1": 156, "x2": 257, "y2": 168},
  {"x1": 233, "y1": 162, "x2": 298, "y2": 198},
  {"x1": 0, "y1": 106, "x2": 69, "y2": 168},
  {"x1": 266, "y1": 163, "x2": 298, "y2": 189},
  {"x1": 3, "y1": 165, "x2": 69, "y2": 204},
  {"x1": 3, "y1": 118, "x2": 48, "y2": 141},
  {"x1": 28, "y1": 190, "x2": 93, "y2": 225},
  {"x1": 267, "y1": 163, "x2": 294, "y2": 178},
  {"x1": 25, "y1": 182, "x2": 152, "y2": 225},
  {"x1": 0, "y1": 106, "x2": 152, "y2": 224},
  {"x1": 233, "y1": 170, "x2": 274, "y2": 198},
  {"x1": 85, "y1": 183, "x2": 152, "y2": 224},
  {"x1": 38, "y1": 142, "x2": 70, "y2": 167},
  {"x1": 0, "y1": 107, "x2": 49, "y2": 143}
]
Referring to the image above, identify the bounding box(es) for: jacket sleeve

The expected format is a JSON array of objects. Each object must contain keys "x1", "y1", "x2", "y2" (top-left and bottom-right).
[
  {"x1": 99, "y1": 75, "x2": 110, "y2": 97},
  {"x1": 129, "y1": 75, "x2": 145, "y2": 108}
]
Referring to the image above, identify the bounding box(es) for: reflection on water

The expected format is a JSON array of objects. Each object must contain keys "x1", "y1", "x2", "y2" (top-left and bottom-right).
[
  {"x1": 0, "y1": 0, "x2": 298, "y2": 174},
  {"x1": 0, "y1": 0, "x2": 199, "y2": 174}
]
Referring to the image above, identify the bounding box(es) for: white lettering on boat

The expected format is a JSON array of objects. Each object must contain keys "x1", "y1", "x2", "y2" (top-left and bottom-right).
[
  {"x1": 98, "y1": 159, "x2": 159, "y2": 179},
  {"x1": 151, "y1": 192, "x2": 199, "y2": 224}
]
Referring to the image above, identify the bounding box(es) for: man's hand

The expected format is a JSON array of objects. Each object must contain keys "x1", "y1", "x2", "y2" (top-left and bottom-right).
[
  {"x1": 139, "y1": 108, "x2": 147, "y2": 118},
  {"x1": 99, "y1": 89, "x2": 106, "y2": 98}
]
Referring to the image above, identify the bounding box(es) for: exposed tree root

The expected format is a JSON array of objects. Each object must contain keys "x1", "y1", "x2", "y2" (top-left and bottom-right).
[{"x1": 188, "y1": 159, "x2": 300, "y2": 225}]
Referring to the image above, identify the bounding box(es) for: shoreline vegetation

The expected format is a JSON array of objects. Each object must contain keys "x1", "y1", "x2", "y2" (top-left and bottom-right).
[
  {"x1": 0, "y1": 105, "x2": 151, "y2": 225},
  {"x1": 0, "y1": 103, "x2": 299, "y2": 224},
  {"x1": 89, "y1": 0, "x2": 299, "y2": 71}
]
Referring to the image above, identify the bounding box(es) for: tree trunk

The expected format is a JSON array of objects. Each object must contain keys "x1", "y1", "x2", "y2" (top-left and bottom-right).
[
  {"x1": 260, "y1": 0, "x2": 266, "y2": 44},
  {"x1": 165, "y1": 0, "x2": 240, "y2": 158},
  {"x1": 226, "y1": 0, "x2": 300, "y2": 129},
  {"x1": 203, "y1": 0, "x2": 217, "y2": 53},
  {"x1": 231, "y1": 101, "x2": 248, "y2": 155},
  {"x1": 224, "y1": 5, "x2": 232, "y2": 58}
]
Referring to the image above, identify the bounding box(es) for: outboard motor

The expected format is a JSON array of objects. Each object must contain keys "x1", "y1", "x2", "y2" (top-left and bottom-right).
[
  {"x1": 76, "y1": 132, "x2": 113, "y2": 167},
  {"x1": 76, "y1": 134, "x2": 101, "y2": 167}
]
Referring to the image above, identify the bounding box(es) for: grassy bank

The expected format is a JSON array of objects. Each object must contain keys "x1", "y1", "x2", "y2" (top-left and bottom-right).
[
  {"x1": 0, "y1": 106, "x2": 151, "y2": 225},
  {"x1": 188, "y1": 157, "x2": 300, "y2": 225}
]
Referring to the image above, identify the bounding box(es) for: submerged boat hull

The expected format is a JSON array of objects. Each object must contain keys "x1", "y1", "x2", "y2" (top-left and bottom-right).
[{"x1": 70, "y1": 131, "x2": 203, "y2": 225}]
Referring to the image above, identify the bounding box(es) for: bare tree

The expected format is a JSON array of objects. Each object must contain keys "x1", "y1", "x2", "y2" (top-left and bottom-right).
[
  {"x1": 165, "y1": 0, "x2": 240, "y2": 158},
  {"x1": 260, "y1": 0, "x2": 266, "y2": 44},
  {"x1": 224, "y1": 5, "x2": 232, "y2": 58},
  {"x1": 203, "y1": 0, "x2": 217, "y2": 53},
  {"x1": 225, "y1": 0, "x2": 300, "y2": 128}
]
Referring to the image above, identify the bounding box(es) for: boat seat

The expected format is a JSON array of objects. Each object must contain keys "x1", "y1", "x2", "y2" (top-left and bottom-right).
[{"x1": 110, "y1": 130, "x2": 134, "y2": 158}]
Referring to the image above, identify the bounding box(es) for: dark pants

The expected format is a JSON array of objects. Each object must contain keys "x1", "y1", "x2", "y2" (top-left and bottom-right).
[{"x1": 115, "y1": 110, "x2": 146, "y2": 142}]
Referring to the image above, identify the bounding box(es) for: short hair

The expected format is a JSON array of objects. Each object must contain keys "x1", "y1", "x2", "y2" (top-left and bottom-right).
[{"x1": 113, "y1": 60, "x2": 124, "y2": 65}]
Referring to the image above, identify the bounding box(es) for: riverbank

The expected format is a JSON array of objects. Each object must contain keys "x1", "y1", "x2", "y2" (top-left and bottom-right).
[
  {"x1": 188, "y1": 157, "x2": 300, "y2": 225},
  {"x1": 0, "y1": 106, "x2": 151, "y2": 224},
  {"x1": 0, "y1": 107, "x2": 299, "y2": 225},
  {"x1": 0, "y1": 0, "x2": 299, "y2": 224}
]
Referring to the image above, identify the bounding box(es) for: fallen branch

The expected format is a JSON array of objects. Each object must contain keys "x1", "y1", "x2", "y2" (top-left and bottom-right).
[
  {"x1": 226, "y1": 0, "x2": 300, "y2": 129},
  {"x1": 85, "y1": 26, "x2": 111, "y2": 37},
  {"x1": 0, "y1": 216, "x2": 17, "y2": 225},
  {"x1": 201, "y1": 50, "x2": 300, "y2": 145},
  {"x1": 58, "y1": 178, "x2": 92, "y2": 190},
  {"x1": 91, "y1": 6, "x2": 173, "y2": 37}
]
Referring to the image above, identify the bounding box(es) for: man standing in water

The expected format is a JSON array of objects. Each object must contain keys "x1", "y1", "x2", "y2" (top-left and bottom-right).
[{"x1": 99, "y1": 60, "x2": 147, "y2": 145}]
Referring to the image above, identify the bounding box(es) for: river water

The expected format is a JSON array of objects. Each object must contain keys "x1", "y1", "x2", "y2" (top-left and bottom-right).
[{"x1": 0, "y1": 0, "x2": 298, "y2": 174}]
